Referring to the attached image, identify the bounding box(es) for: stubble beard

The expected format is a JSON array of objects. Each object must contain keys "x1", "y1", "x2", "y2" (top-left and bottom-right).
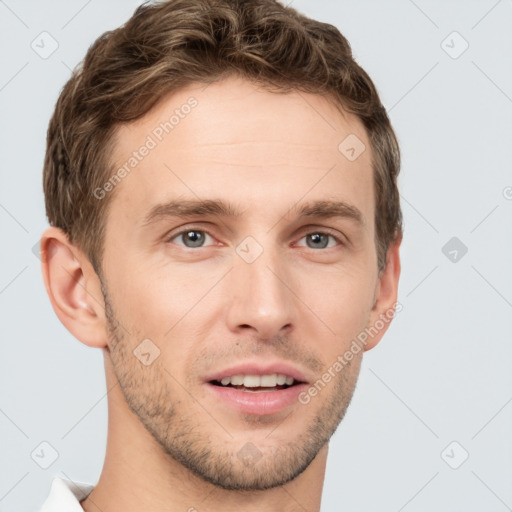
[{"x1": 101, "y1": 281, "x2": 362, "y2": 491}]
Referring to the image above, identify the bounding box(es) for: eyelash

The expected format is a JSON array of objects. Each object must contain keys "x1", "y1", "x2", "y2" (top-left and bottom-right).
[{"x1": 164, "y1": 226, "x2": 345, "y2": 250}]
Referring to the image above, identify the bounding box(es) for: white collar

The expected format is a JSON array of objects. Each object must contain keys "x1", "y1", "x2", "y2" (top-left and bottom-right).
[{"x1": 39, "y1": 476, "x2": 94, "y2": 511}]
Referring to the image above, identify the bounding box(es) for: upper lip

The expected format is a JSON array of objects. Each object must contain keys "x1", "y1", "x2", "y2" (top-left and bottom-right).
[{"x1": 205, "y1": 361, "x2": 309, "y2": 384}]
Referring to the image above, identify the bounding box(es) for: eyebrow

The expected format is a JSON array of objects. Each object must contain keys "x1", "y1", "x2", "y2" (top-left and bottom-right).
[{"x1": 142, "y1": 198, "x2": 364, "y2": 227}]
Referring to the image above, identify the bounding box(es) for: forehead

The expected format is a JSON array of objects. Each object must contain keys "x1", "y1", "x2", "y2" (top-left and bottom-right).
[{"x1": 107, "y1": 75, "x2": 374, "y2": 228}]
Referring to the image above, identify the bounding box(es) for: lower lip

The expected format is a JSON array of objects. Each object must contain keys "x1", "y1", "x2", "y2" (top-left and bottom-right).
[{"x1": 205, "y1": 382, "x2": 308, "y2": 415}]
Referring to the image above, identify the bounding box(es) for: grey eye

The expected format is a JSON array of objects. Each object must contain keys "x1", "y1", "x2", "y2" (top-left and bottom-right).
[
  {"x1": 177, "y1": 230, "x2": 208, "y2": 248},
  {"x1": 305, "y1": 233, "x2": 332, "y2": 249}
]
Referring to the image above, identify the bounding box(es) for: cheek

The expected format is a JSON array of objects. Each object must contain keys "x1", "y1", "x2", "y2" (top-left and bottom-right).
[
  {"x1": 109, "y1": 258, "x2": 222, "y2": 339},
  {"x1": 295, "y1": 265, "x2": 376, "y2": 341}
]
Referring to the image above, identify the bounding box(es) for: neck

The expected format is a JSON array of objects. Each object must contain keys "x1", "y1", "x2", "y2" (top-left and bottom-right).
[{"x1": 80, "y1": 352, "x2": 327, "y2": 512}]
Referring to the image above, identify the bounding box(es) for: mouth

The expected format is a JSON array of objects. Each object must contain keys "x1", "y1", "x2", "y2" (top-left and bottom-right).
[
  {"x1": 205, "y1": 364, "x2": 310, "y2": 415},
  {"x1": 209, "y1": 373, "x2": 303, "y2": 393}
]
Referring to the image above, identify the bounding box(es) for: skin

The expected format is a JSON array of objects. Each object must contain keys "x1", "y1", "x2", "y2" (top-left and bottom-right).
[{"x1": 41, "y1": 75, "x2": 400, "y2": 512}]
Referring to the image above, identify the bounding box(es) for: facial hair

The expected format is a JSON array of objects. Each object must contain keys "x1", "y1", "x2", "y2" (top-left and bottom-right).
[{"x1": 100, "y1": 278, "x2": 363, "y2": 491}]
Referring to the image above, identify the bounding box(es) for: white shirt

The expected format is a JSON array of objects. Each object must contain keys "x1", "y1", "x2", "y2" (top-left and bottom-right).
[{"x1": 38, "y1": 477, "x2": 94, "y2": 512}]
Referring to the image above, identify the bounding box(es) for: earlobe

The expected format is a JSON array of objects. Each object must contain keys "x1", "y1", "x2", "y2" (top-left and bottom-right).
[
  {"x1": 40, "y1": 226, "x2": 108, "y2": 349},
  {"x1": 363, "y1": 237, "x2": 402, "y2": 352}
]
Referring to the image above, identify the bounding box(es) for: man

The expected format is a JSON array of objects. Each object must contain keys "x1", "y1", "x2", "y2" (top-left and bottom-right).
[{"x1": 38, "y1": 0, "x2": 402, "y2": 510}]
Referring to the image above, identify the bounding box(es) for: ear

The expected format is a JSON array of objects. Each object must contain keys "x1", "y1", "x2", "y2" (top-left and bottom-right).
[
  {"x1": 363, "y1": 236, "x2": 402, "y2": 351},
  {"x1": 40, "y1": 226, "x2": 108, "y2": 348}
]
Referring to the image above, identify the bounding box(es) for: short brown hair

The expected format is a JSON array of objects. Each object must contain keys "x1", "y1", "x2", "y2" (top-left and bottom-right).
[{"x1": 43, "y1": 0, "x2": 402, "y2": 274}]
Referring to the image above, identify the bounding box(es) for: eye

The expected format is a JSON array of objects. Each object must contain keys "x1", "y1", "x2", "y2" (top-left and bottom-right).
[
  {"x1": 165, "y1": 228, "x2": 343, "y2": 250},
  {"x1": 296, "y1": 232, "x2": 341, "y2": 250},
  {"x1": 168, "y1": 229, "x2": 216, "y2": 248}
]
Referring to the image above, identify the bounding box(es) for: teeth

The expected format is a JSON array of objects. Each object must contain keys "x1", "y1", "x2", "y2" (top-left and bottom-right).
[
  {"x1": 231, "y1": 375, "x2": 244, "y2": 385},
  {"x1": 260, "y1": 374, "x2": 277, "y2": 386},
  {"x1": 217, "y1": 373, "x2": 295, "y2": 387},
  {"x1": 244, "y1": 375, "x2": 261, "y2": 387}
]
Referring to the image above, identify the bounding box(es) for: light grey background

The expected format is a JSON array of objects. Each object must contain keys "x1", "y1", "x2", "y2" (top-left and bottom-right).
[{"x1": 1, "y1": 1, "x2": 511, "y2": 511}]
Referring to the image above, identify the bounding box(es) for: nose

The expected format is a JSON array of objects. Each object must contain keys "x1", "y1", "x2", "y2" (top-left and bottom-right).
[{"x1": 225, "y1": 244, "x2": 296, "y2": 340}]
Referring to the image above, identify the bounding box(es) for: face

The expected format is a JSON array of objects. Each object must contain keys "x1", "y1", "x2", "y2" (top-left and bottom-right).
[{"x1": 100, "y1": 75, "x2": 383, "y2": 490}]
